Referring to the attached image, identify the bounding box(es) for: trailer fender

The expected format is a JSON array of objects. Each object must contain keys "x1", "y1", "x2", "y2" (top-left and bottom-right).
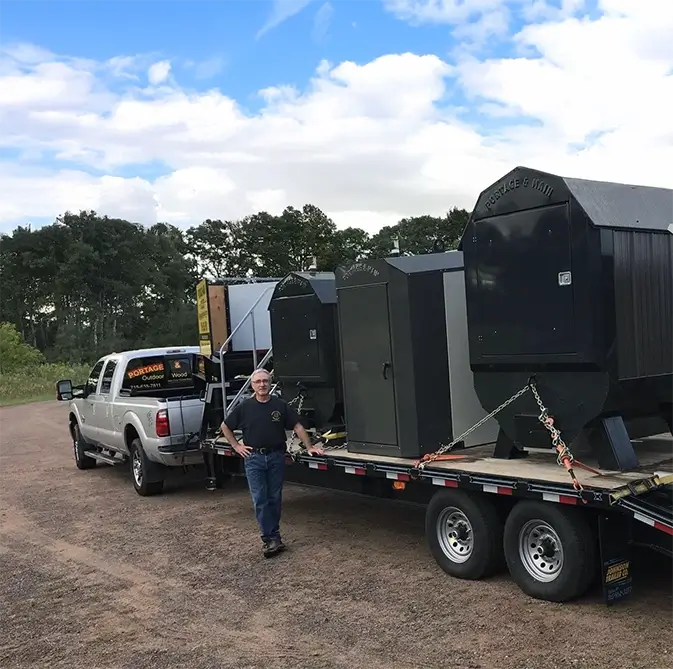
[{"x1": 425, "y1": 488, "x2": 505, "y2": 580}]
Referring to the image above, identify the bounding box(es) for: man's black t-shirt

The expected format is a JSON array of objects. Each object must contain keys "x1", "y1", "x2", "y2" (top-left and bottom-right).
[{"x1": 224, "y1": 395, "x2": 300, "y2": 450}]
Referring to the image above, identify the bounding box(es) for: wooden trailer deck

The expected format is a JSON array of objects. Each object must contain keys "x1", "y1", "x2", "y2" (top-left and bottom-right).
[
  {"x1": 210, "y1": 430, "x2": 673, "y2": 494},
  {"x1": 308, "y1": 433, "x2": 673, "y2": 491}
]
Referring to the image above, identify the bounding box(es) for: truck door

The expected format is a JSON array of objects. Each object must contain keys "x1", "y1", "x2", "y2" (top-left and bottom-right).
[
  {"x1": 79, "y1": 359, "x2": 105, "y2": 444},
  {"x1": 96, "y1": 358, "x2": 122, "y2": 451}
]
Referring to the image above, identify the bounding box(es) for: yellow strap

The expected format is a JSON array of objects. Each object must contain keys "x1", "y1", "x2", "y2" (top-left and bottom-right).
[
  {"x1": 609, "y1": 472, "x2": 673, "y2": 503},
  {"x1": 321, "y1": 430, "x2": 347, "y2": 441}
]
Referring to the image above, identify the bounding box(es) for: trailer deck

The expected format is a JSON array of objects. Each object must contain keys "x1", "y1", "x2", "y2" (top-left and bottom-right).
[
  {"x1": 204, "y1": 431, "x2": 673, "y2": 519},
  {"x1": 308, "y1": 438, "x2": 673, "y2": 490}
]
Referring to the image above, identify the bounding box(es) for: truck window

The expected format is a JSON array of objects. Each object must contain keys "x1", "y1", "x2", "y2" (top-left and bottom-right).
[
  {"x1": 122, "y1": 355, "x2": 193, "y2": 392},
  {"x1": 166, "y1": 356, "x2": 192, "y2": 384},
  {"x1": 86, "y1": 359, "x2": 105, "y2": 395},
  {"x1": 100, "y1": 359, "x2": 118, "y2": 395}
]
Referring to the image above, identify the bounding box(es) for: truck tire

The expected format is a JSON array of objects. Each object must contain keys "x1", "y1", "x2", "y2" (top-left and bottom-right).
[
  {"x1": 72, "y1": 423, "x2": 96, "y2": 470},
  {"x1": 426, "y1": 489, "x2": 505, "y2": 580},
  {"x1": 503, "y1": 500, "x2": 597, "y2": 602},
  {"x1": 129, "y1": 438, "x2": 164, "y2": 496}
]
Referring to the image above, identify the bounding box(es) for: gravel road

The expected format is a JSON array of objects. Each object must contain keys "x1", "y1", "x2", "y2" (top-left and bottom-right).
[{"x1": 1, "y1": 401, "x2": 671, "y2": 669}]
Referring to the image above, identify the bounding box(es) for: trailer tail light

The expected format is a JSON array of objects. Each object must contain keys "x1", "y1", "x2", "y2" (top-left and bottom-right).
[{"x1": 156, "y1": 409, "x2": 170, "y2": 437}]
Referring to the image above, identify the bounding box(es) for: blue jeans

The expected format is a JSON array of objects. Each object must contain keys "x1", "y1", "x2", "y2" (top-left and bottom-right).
[{"x1": 243, "y1": 449, "x2": 286, "y2": 543}]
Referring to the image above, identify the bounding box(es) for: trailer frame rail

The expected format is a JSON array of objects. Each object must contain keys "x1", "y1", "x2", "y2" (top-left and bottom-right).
[{"x1": 204, "y1": 438, "x2": 673, "y2": 530}]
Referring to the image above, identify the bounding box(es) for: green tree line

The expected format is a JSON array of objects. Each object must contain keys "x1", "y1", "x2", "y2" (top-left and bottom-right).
[{"x1": 0, "y1": 204, "x2": 469, "y2": 365}]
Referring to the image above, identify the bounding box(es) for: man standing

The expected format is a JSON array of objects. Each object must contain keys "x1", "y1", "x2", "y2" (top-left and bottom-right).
[{"x1": 220, "y1": 368, "x2": 324, "y2": 557}]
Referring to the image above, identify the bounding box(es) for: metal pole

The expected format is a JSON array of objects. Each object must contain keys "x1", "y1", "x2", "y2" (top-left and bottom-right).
[
  {"x1": 219, "y1": 340, "x2": 228, "y2": 419},
  {"x1": 251, "y1": 308, "x2": 258, "y2": 369}
]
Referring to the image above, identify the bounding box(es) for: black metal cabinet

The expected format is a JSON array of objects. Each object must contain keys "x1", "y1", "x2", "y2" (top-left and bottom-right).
[
  {"x1": 269, "y1": 272, "x2": 343, "y2": 429},
  {"x1": 335, "y1": 253, "x2": 464, "y2": 458}
]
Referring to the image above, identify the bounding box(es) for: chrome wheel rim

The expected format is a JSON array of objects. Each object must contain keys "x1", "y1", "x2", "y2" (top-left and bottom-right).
[
  {"x1": 519, "y1": 519, "x2": 564, "y2": 582},
  {"x1": 73, "y1": 429, "x2": 80, "y2": 461},
  {"x1": 437, "y1": 507, "x2": 473, "y2": 563},
  {"x1": 132, "y1": 450, "x2": 142, "y2": 486}
]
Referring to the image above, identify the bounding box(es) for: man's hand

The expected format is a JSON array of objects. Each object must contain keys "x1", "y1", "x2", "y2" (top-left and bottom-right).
[
  {"x1": 220, "y1": 422, "x2": 251, "y2": 458},
  {"x1": 233, "y1": 441, "x2": 253, "y2": 458},
  {"x1": 306, "y1": 442, "x2": 325, "y2": 456},
  {"x1": 294, "y1": 422, "x2": 325, "y2": 456}
]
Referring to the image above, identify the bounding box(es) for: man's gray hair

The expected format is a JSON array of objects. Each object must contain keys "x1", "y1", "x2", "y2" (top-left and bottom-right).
[{"x1": 251, "y1": 368, "x2": 271, "y2": 381}]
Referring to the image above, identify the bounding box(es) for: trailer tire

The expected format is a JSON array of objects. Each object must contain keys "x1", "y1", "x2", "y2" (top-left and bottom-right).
[
  {"x1": 426, "y1": 489, "x2": 505, "y2": 580},
  {"x1": 72, "y1": 423, "x2": 96, "y2": 470},
  {"x1": 129, "y1": 438, "x2": 164, "y2": 497},
  {"x1": 503, "y1": 500, "x2": 596, "y2": 602}
]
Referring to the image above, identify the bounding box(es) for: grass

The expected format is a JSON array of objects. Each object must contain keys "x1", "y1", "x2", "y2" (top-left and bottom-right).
[{"x1": 0, "y1": 363, "x2": 91, "y2": 407}]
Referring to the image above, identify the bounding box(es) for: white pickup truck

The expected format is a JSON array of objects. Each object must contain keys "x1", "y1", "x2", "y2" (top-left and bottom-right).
[{"x1": 56, "y1": 346, "x2": 205, "y2": 496}]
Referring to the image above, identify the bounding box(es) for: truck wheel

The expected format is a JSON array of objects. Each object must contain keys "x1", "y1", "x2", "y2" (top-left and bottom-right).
[
  {"x1": 426, "y1": 489, "x2": 505, "y2": 580},
  {"x1": 72, "y1": 423, "x2": 96, "y2": 470},
  {"x1": 503, "y1": 500, "x2": 597, "y2": 602},
  {"x1": 129, "y1": 438, "x2": 163, "y2": 496}
]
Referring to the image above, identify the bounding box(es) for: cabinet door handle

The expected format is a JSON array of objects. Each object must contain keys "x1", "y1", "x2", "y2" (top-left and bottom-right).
[{"x1": 382, "y1": 361, "x2": 391, "y2": 379}]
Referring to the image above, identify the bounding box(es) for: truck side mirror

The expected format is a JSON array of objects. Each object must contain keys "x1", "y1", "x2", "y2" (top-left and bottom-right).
[{"x1": 56, "y1": 379, "x2": 73, "y2": 401}]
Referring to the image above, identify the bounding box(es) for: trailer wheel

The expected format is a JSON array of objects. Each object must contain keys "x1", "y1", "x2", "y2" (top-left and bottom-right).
[
  {"x1": 72, "y1": 423, "x2": 96, "y2": 470},
  {"x1": 426, "y1": 489, "x2": 504, "y2": 580},
  {"x1": 503, "y1": 500, "x2": 596, "y2": 602},
  {"x1": 129, "y1": 438, "x2": 164, "y2": 497}
]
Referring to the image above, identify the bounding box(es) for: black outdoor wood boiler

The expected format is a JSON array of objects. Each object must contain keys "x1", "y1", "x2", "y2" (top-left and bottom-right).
[{"x1": 458, "y1": 165, "x2": 673, "y2": 471}]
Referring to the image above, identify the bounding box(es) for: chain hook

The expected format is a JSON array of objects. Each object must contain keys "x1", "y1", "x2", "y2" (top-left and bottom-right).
[{"x1": 528, "y1": 379, "x2": 585, "y2": 496}]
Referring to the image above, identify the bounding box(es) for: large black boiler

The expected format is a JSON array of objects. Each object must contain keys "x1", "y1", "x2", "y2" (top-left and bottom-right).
[
  {"x1": 459, "y1": 165, "x2": 673, "y2": 471},
  {"x1": 335, "y1": 252, "x2": 499, "y2": 459},
  {"x1": 268, "y1": 271, "x2": 344, "y2": 430}
]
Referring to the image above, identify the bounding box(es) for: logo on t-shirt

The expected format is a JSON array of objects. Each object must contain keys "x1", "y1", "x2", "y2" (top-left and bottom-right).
[{"x1": 271, "y1": 410, "x2": 282, "y2": 422}]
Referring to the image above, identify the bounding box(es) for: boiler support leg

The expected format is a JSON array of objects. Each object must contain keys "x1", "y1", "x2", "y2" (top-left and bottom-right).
[
  {"x1": 492, "y1": 427, "x2": 529, "y2": 460},
  {"x1": 586, "y1": 415, "x2": 639, "y2": 472},
  {"x1": 662, "y1": 404, "x2": 673, "y2": 437}
]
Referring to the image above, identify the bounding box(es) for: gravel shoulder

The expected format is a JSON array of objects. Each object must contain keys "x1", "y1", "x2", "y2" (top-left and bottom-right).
[{"x1": 1, "y1": 401, "x2": 671, "y2": 669}]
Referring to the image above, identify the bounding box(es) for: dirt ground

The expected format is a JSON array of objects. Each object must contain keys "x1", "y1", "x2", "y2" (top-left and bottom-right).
[{"x1": 1, "y1": 401, "x2": 671, "y2": 669}]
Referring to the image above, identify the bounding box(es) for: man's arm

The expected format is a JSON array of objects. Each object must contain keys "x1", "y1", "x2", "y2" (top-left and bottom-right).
[
  {"x1": 284, "y1": 401, "x2": 324, "y2": 455},
  {"x1": 294, "y1": 421, "x2": 324, "y2": 455},
  {"x1": 220, "y1": 407, "x2": 252, "y2": 458}
]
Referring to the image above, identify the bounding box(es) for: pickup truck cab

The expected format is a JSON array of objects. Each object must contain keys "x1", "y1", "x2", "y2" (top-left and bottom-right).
[{"x1": 56, "y1": 346, "x2": 204, "y2": 496}]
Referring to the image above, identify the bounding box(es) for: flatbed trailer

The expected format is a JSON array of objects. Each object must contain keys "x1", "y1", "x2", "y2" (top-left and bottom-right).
[{"x1": 200, "y1": 431, "x2": 673, "y2": 605}]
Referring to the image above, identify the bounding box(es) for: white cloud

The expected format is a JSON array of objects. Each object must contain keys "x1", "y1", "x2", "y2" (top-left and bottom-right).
[
  {"x1": 148, "y1": 60, "x2": 171, "y2": 85},
  {"x1": 382, "y1": 0, "x2": 592, "y2": 46},
  {"x1": 383, "y1": 0, "x2": 506, "y2": 24},
  {"x1": 382, "y1": 0, "x2": 519, "y2": 44},
  {"x1": 0, "y1": 1, "x2": 672, "y2": 235},
  {"x1": 522, "y1": 0, "x2": 589, "y2": 22}
]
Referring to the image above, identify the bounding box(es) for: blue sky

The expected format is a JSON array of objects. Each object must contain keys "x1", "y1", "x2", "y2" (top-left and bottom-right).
[
  {"x1": 0, "y1": 1, "x2": 669, "y2": 234},
  {"x1": 0, "y1": 0, "x2": 516, "y2": 111}
]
